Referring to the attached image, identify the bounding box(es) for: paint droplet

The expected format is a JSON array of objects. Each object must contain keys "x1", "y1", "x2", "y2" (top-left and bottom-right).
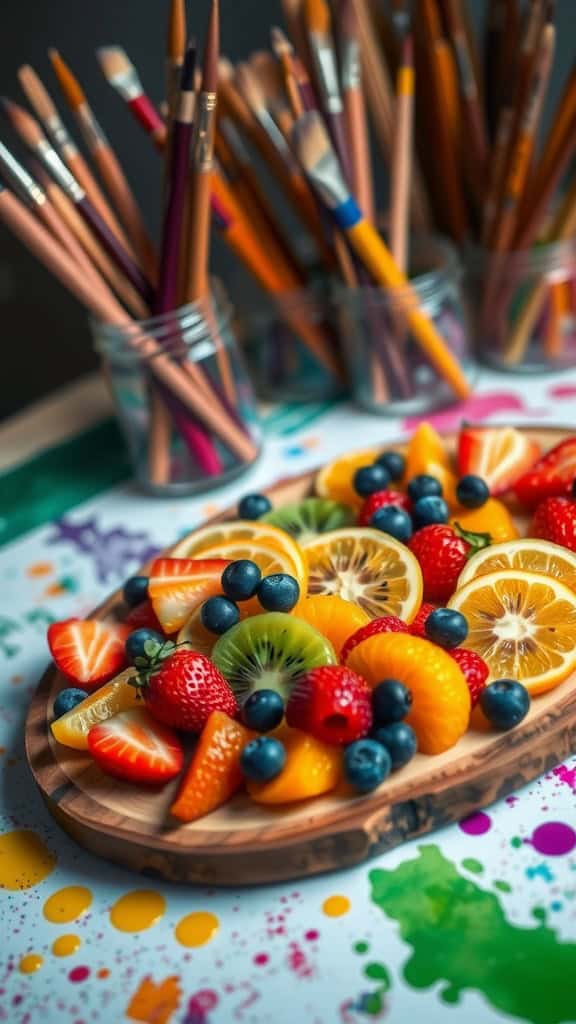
[
  {"x1": 97, "y1": 968, "x2": 110, "y2": 979},
  {"x1": 322, "y1": 894, "x2": 351, "y2": 917},
  {"x1": 253, "y1": 953, "x2": 269, "y2": 966},
  {"x1": 364, "y1": 962, "x2": 392, "y2": 990},
  {"x1": 68, "y1": 965, "x2": 90, "y2": 983},
  {"x1": 19, "y1": 954, "x2": 43, "y2": 974},
  {"x1": 530, "y1": 822, "x2": 576, "y2": 856},
  {"x1": 44, "y1": 886, "x2": 92, "y2": 923},
  {"x1": 494, "y1": 881, "x2": 512, "y2": 893},
  {"x1": 52, "y1": 934, "x2": 81, "y2": 957},
  {"x1": 532, "y1": 907, "x2": 547, "y2": 924},
  {"x1": 511, "y1": 836, "x2": 523, "y2": 848},
  {"x1": 354, "y1": 941, "x2": 370, "y2": 954},
  {"x1": 110, "y1": 890, "x2": 166, "y2": 933},
  {"x1": 459, "y1": 812, "x2": 492, "y2": 836},
  {"x1": 305, "y1": 929, "x2": 319, "y2": 941},
  {"x1": 27, "y1": 561, "x2": 53, "y2": 577},
  {"x1": 174, "y1": 911, "x2": 219, "y2": 948},
  {"x1": 462, "y1": 858, "x2": 484, "y2": 874},
  {"x1": 0, "y1": 830, "x2": 56, "y2": 890}
]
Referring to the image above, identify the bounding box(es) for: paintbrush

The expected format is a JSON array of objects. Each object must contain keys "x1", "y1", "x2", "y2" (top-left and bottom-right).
[
  {"x1": 18, "y1": 64, "x2": 126, "y2": 242},
  {"x1": 235, "y1": 62, "x2": 295, "y2": 169},
  {"x1": 443, "y1": 0, "x2": 488, "y2": 205},
  {"x1": 49, "y1": 49, "x2": 157, "y2": 280},
  {"x1": 339, "y1": 0, "x2": 375, "y2": 224},
  {"x1": 303, "y1": 0, "x2": 351, "y2": 182},
  {"x1": 271, "y1": 26, "x2": 304, "y2": 119},
  {"x1": 292, "y1": 110, "x2": 471, "y2": 399},
  {"x1": 249, "y1": 51, "x2": 293, "y2": 132},
  {"x1": 1, "y1": 97, "x2": 153, "y2": 303},
  {"x1": 97, "y1": 46, "x2": 167, "y2": 151},
  {"x1": 389, "y1": 35, "x2": 414, "y2": 273},
  {"x1": 166, "y1": 0, "x2": 187, "y2": 120}
]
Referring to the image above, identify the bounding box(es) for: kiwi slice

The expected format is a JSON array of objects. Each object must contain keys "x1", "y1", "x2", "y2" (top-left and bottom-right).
[
  {"x1": 211, "y1": 612, "x2": 337, "y2": 701},
  {"x1": 261, "y1": 497, "x2": 355, "y2": 544}
]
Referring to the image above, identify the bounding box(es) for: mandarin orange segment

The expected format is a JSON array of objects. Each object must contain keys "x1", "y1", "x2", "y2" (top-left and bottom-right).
[
  {"x1": 451, "y1": 498, "x2": 519, "y2": 544},
  {"x1": 50, "y1": 669, "x2": 140, "y2": 751},
  {"x1": 405, "y1": 423, "x2": 458, "y2": 507},
  {"x1": 171, "y1": 711, "x2": 254, "y2": 823},
  {"x1": 346, "y1": 632, "x2": 470, "y2": 754},
  {"x1": 315, "y1": 449, "x2": 380, "y2": 507},
  {"x1": 247, "y1": 724, "x2": 341, "y2": 804},
  {"x1": 293, "y1": 596, "x2": 370, "y2": 658}
]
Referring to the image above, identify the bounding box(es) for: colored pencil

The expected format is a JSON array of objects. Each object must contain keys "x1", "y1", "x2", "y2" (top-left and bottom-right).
[
  {"x1": 389, "y1": 35, "x2": 414, "y2": 273},
  {"x1": 339, "y1": 0, "x2": 375, "y2": 224}
]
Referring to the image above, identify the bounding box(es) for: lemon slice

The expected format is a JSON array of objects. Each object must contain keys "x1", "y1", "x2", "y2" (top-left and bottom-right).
[
  {"x1": 448, "y1": 569, "x2": 576, "y2": 694},
  {"x1": 50, "y1": 669, "x2": 139, "y2": 750},
  {"x1": 315, "y1": 448, "x2": 380, "y2": 507},
  {"x1": 457, "y1": 538, "x2": 576, "y2": 593},
  {"x1": 302, "y1": 527, "x2": 423, "y2": 622},
  {"x1": 172, "y1": 520, "x2": 300, "y2": 564}
]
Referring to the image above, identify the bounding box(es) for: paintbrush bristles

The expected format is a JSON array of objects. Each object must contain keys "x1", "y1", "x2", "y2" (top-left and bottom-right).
[
  {"x1": 18, "y1": 66, "x2": 58, "y2": 122},
  {"x1": 305, "y1": 0, "x2": 330, "y2": 36},
  {"x1": 97, "y1": 46, "x2": 135, "y2": 83},
  {"x1": 292, "y1": 111, "x2": 349, "y2": 208},
  {"x1": 201, "y1": 0, "x2": 219, "y2": 93},
  {"x1": 1, "y1": 98, "x2": 45, "y2": 147},
  {"x1": 236, "y1": 63, "x2": 266, "y2": 113},
  {"x1": 49, "y1": 50, "x2": 86, "y2": 110},
  {"x1": 271, "y1": 26, "x2": 294, "y2": 59}
]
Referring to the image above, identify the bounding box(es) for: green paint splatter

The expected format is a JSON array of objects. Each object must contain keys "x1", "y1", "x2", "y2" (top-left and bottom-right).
[
  {"x1": 354, "y1": 941, "x2": 370, "y2": 954},
  {"x1": 364, "y1": 962, "x2": 391, "y2": 990},
  {"x1": 462, "y1": 858, "x2": 484, "y2": 874},
  {"x1": 511, "y1": 836, "x2": 523, "y2": 848},
  {"x1": 495, "y1": 881, "x2": 512, "y2": 893},
  {"x1": 532, "y1": 907, "x2": 547, "y2": 924},
  {"x1": 369, "y1": 844, "x2": 576, "y2": 1024}
]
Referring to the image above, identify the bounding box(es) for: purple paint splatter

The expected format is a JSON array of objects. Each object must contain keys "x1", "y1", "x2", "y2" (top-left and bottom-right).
[
  {"x1": 528, "y1": 823, "x2": 576, "y2": 856},
  {"x1": 459, "y1": 811, "x2": 492, "y2": 836}
]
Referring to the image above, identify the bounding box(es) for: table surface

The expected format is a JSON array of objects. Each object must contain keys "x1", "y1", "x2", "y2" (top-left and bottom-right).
[{"x1": 1, "y1": 369, "x2": 575, "y2": 1024}]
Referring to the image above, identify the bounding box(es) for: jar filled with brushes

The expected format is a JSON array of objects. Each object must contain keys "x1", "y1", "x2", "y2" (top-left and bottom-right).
[
  {"x1": 334, "y1": 236, "x2": 473, "y2": 415},
  {"x1": 92, "y1": 281, "x2": 261, "y2": 495},
  {"x1": 469, "y1": 236, "x2": 576, "y2": 372}
]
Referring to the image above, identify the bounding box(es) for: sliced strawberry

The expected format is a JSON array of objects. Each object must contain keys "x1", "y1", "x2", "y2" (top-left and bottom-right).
[
  {"x1": 125, "y1": 600, "x2": 165, "y2": 635},
  {"x1": 457, "y1": 427, "x2": 540, "y2": 496},
  {"x1": 48, "y1": 618, "x2": 130, "y2": 689},
  {"x1": 148, "y1": 558, "x2": 230, "y2": 633},
  {"x1": 88, "y1": 707, "x2": 184, "y2": 784},
  {"x1": 358, "y1": 490, "x2": 411, "y2": 527},
  {"x1": 514, "y1": 438, "x2": 576, "y2": 509},
  {"x1": 171, "y1": 711, "x2": 253, "y2": 822}
]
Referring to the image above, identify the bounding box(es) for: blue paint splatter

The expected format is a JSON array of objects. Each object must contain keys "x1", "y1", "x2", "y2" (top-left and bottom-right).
[{"x1": 526, "y1": 864, "x2": 554, "y2": 882}]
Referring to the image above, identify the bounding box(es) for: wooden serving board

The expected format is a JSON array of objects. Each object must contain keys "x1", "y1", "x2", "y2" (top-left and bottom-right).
[{"x1": 26, "y1": 427, "x2": 576, "y2": 885}]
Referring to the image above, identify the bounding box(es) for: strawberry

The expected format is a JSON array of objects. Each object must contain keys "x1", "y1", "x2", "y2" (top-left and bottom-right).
[
  {"x1": 408, "y1": 524, "x2": 490, "y2": 603},
  {"x1": 148, "y1": 558, "x2": 230, "y2": 634},
  {"x1": 409, "y1": 602, "x2": 437, "y2": 638},
  {"x1": 286, "y1": 666, "x2": 372, "y2": 745},
  {"x1": 358, "y1": 490, "x2": 411, "y2": 527},
  {"x1": 48, "y1": 618, "x2": 130, "y2": 689},
  {"x1": 132, "y1": 645, "x2": 238, "y2": 732},
  {"x1": 457, "y1": 426, "x2": 540, "y2": 496},
  {"x1": 449, "y1": 649, "x2": 489, "y2": 707},
  {"x1": 171, "y1": 711, "x2": 254, "y2": 822},
  {"x1": 514, "y1": 438, "x2": 576, "y2": 509},
  {"x1": 125, "y1": 600, "x2": 165, "y2": 635},
  {"x1": 340, "y1": 615, "x2": 409, "y2": 664},
  {"x1": 532, "y1": 496, "x2": 576, "y2": 552},
  {"x1": 87, "y1": 707, "x2": 183, "y2": 784}
]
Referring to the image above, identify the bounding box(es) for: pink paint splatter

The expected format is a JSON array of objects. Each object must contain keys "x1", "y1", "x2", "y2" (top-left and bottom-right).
[
  {"x1": 402, "y1": 392, "x2": 546, "y2": 434},
  {"x1": 552, "y1": 764, "x2": 576, "y2": 792},
  {"x1": 287, "y1": 941, "x2": 315, "y2": 979},
  {"x1": 547, "y1": 384, "x2": 576, "y2": 399},
  {"x1": 253, "y1": 953, "x2": 269, "y2": 966},
  {"x1": 528, "y1": 822, "x2": 576, "y2": 856},
  {"x1": 459, "y1": 811, "x2": 492, "y2": 836},
  {"x1": 68, "y1": 966, "x2": 90, "y2": 984},
  {"x1": 305, "y1": 929, "x2": 319, "y2": 942},
  {"x1": 506, "y1": 795, "x2": 519, "y2": 806}
]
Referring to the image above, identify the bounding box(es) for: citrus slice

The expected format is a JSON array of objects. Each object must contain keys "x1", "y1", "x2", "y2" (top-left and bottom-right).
[
  {"x1": 50, "y1": 669, "x2": 139, "y2": 750},
  {"x1": 293, "y1": 595, "x2": 370, "y2": 658},
  {"x1": 451, "y1": 498, "x2": 519, "y2": 543},
  {"x1": 172, "y1": 520, "x2": 301, "y2": 566},
  {"x1": 302, "y1": 528, "x2": 423, "y2": 622},
  {"x1": 448, "y1": 569, "x2": 576, "y2": 694},
  {"x1": 315, "y1": 448, "x2": 379, "y2": 507},
  {"x1": 405, "y1": 423, "x2": 458, "y2": 507},
  {"x1": 457, "y1": 538, "x2": 576, "y2": 593}
]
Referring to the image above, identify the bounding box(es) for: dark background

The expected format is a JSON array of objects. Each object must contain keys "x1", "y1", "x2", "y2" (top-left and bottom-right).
[{"x1": 0, "y1": 1, "x2": 573, "y2": 419}]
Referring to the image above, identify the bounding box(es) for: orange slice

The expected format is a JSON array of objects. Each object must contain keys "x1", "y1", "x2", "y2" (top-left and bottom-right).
[
  {"x1": 302, "y1": 528, "x2": 422, "y2": 622},
  {"x1": 293, "y1": 595, "x2": 370, "y2": 658},
  {"x1": 405, "y1": 422, "x2": 458, "y2": 507},
  {"x1": 172, "y1": 520, "x2": 300, "y2": 563},
  {"x1": 448, "y1": 569, "x2": 576, "y2": 694},
  {"x1": 50, "y1": 669, "x2": 139, "y2": 750},
  {"x1": 457, "y1": 538, "x2": 576, "y2": 593},
  {"x1": 315, "y1": 448, "x2": 380, "y2": 507},
  {"x1": 451, "y1": 498, "x2": 519, "y2": 544}
]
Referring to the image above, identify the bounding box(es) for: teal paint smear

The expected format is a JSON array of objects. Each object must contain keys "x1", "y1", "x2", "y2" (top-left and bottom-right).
[{"x1": 369, "y1": 844, "x2": 576, "y2": 1024}]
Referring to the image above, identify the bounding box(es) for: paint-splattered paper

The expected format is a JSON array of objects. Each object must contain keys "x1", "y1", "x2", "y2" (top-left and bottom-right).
[{"x1": 1, "y1": 374, "x2": 576, "y2": 1024}]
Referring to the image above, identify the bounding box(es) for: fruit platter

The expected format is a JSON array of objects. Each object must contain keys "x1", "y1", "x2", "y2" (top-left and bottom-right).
[{"x1": 26, "y1": 424, "x2": 576, "y2": 884}]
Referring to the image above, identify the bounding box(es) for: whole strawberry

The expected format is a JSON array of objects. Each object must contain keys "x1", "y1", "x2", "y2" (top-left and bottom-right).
[
  {"x1": 532, "y1": 497, "x2": 576, "y2": 552},
  {"x1": 408, "y1": 524, "x2": 490, "y2": 603},
  {"x1": 449, "y1": 648, "x2": 489, "y2": 707},
  {"x1": 409, "y1": 602, "x2": 436, "y2": 638},
  {"x1": 286, "y1": 666, "x2": 372, "y2": 745},
  {"x1": 341, "y1": 615, "x2": 409, "y2": 664},
  {"x1": 132, "y1": 643, "x2": 238, "y2": 732},
  {"x1": 358, "y1": 490, "x2": 411, "y2": 527}
]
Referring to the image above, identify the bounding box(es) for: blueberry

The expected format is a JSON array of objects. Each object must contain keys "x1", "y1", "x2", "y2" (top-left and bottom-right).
[
  {"x1": 456, "y1": 475, "x2": 490, "y2": 509},
  {"x1": 123, "y1": 575, "x2": 149, "y2": 607},
  {"x1": 343, "y1": 739, "x2": 391, "y2": 793},
  {"x1": 412, "y1": 495, "x2": 449, "y2": 529},
  {"x1": 425, "y1": 608, "x2": 468, "y2": 649},
  {"x1": 372, "y1": 722, "x2": 418, "y2": 770},
  {"x1": 372, "y1": 679, "x2": 413, "y2": 724},
  {"x1": 376, "y1": 451, "x2": 406, "y2": 481},
  {"x1": 53, "y1": 687, "x2": 87, "y2": 719},
  {"x1": 126, "y1": 628, "x2": 165, "y2": 663},
  {"x1": 201, "y1": 595, "x2": 240, "y2": 635},
  {"x1": 407, "y1": 474, "x2": 443, "y2": 502},
  {"x1": 241, "y1": 736, "x2": 287, "y2": 781},
  {"x1": 238, "y1": 493, "x2": 272, "y2": 520},
  {"x1": 221, "y1": 560, "x2": 262, "y2": 602},
  {"x1": 354, "y1": 464, "x2": 391, "y2": 498},
  {"x1": 241, "y1": 689, "x2": 285, "y2": 732},
  {"x1": 257, "y1": 573, "x2": 300, "y2": 612},
  {"x1": 480, "y1": 679, "x2": 531, "y2": 730},
  {"x1": 370, "y1": 506, "x2": 413, "y2": 543}
]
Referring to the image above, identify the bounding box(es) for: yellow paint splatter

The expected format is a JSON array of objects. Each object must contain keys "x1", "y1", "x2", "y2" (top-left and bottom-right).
[
  {"x1": 322, "y1": 894, "x2": 351, "y2": 917},
  {"x1": 126, "y1": 975, "x2": 182, "y2": 1023},
  {"x1": 52, "y1": 934, "x2": 81, "y2": 957},
  {"x1": 0, "y1": 830, "x2": 56, "y2": 890},
  {"x1": 110, "y1": 890, "x2": 166, "y2": 933},
  {"x1": 43, "y1": 885, "x2": 93, "y2": 923},
  {"x1": 174, "y1": 911, "x2": 219, "y2": 948},
  {"x1": 19, "y1": 954, "x2": 44, "y2": 974},
  {"x1": 27, "y1": 561, "x2": 53, "y2": 577}
]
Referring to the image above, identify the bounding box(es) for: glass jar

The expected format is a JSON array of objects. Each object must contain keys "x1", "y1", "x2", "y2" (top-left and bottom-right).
[
  {"x1": 334, "y1": 236, "x2": 474, "y2": 415},
  {"x1": 469, "y1": 237, "x2": 576, "y2": 371},
  {"x1": 92, "y1": 282, "x2": 261, "y2": 495}
]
